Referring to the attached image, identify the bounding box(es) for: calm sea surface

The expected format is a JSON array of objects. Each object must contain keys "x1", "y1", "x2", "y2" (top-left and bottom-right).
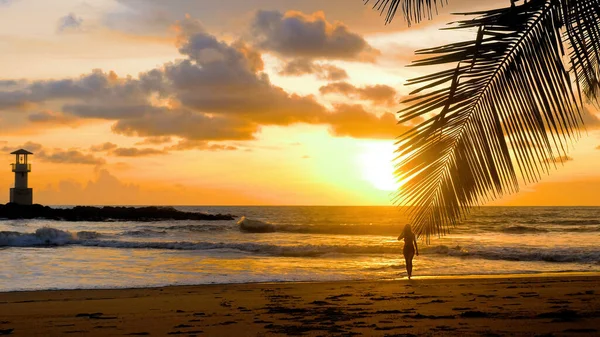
[{"x1": 1, "y1": 206, "x2": 599, "y2": 291}]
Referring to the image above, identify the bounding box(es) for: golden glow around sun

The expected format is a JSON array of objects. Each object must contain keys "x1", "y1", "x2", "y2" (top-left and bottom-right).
[{"x1": 358, "y1": 142, "x2": 400, "y2": 192}]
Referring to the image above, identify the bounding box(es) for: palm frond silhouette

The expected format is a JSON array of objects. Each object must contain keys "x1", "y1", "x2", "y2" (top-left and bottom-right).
[
  {"x1": 365, "y1": 0, "x2": 446, "y2": 25},
  {"x1": 366, "y1": 0, "x2": 600, "y2": 240}
]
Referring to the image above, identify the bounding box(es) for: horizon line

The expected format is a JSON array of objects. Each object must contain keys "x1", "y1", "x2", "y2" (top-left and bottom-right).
[{"x1": 15, "y1": 203, "x2": 600, "y2": 208}]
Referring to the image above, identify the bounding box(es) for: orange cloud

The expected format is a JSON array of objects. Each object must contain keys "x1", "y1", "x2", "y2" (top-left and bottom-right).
[
  {"x1": 135, "y1": 136, "x2": 173, "y2": 145},
  {"x1": 112, "y1": 147, "x2": 167, "y2": 157},
  {"x1": 90, "y1": 142, "x2": 118, "y2": 152},
  {"x1": 2, "y1": 142, "x2": 104, "y2": 165},
  {"x1": 165, "y1": 140, "x2": 238, "y2": 151},
  {"x1": 279, "y1": 58, "x2": 348, "y2": 81},
  {"x1": 544, "y1": 155, "x2": 574, "y2": 165},
  {"x1": 320, "y1": 82, "x2": 398, "y2": 106},
  {"x1": 89, "y1": 142, "x2": 168, "y2": 157},
  {"x1": 325, "y1": 104, "x2": 405, "y2": 139},
  {"x1": 0, "y1": 15, "x2": 402, "y2": 145}
]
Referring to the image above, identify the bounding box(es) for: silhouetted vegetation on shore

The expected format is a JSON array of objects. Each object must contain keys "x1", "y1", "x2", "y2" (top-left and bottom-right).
[{"x1": 0, "y1": 203, "x2": 235, "y2": 221}]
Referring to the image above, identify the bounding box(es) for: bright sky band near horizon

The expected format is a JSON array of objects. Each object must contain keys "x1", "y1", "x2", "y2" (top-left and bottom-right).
[{"x1": 1, "y1": 0, "x2": 600, "y2": 206}]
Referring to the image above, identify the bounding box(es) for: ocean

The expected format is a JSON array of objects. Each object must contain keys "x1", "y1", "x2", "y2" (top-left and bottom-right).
[{"x1": 1, "y1": 206, "x2": 599, "y2": 292}]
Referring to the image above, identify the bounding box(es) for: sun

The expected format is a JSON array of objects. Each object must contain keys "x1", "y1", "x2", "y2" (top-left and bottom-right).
[{"x1": 358, "y1": 142, "x2": 400, "y2": 191}]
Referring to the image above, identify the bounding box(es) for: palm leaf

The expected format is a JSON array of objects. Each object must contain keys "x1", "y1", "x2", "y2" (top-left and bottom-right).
[
  {"x1": 563, "y1": 0, "x2": 600, "y2": 99},
  {"x1": 393, "y1": 0, "x2": 586, "y2": 240},
  {"x1": 364, "y1": 0, "x2": 447, "y2": 25}
]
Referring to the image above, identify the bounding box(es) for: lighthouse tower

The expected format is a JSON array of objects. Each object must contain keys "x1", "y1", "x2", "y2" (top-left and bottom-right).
[{"x1": 10, "y1": 149, "x2": 33, "y2": 205}]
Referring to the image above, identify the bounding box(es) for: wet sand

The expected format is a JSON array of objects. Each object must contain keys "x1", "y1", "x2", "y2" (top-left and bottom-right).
[{"x1": 0, "y1": 275, "x2": 599, "y2": 336}]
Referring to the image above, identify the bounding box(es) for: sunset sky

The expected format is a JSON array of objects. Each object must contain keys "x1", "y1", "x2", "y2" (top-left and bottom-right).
[{"x1": 1, "y1": 0, "x2": 600, "y2": 205}]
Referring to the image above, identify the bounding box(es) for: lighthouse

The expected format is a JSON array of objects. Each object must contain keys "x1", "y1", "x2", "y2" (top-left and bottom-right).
[{"x1": 9, "y1": 149, "x2": 33, "y2": 205}]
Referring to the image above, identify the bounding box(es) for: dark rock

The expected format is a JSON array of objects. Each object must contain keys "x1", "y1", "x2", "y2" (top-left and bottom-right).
[
  {"x1": 563, "y1": 328, "x2": 597, "y2": 333},
  {"x1": 0, "y1": 203, "x2": 235, "y2": 222},
  {"x1": 309, "y1": 301, "x2": 332, "y2": 306},
  {"x1": 460, "y1": 311, "x2": 493, "y2": 318},
  {"x1": 537, "y1": 309, "x2": 580, "y2": 322}
]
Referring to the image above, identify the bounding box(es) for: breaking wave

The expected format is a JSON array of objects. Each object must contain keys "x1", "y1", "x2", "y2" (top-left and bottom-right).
[
  {"x1": 425, "y1": 245, "x2": 600, "y2": 264},
  {"x1": 501, "y1": 225, "x2": 548, "y2": 234},
  {"x1": 0, "y1": 228, "x2": 100, "y2": 246},
  {"x1": 154, "y1": 224, "x2": 233, "y2": 232},
  {"x1": 1, "y1": 227, "x2": 598, "y2": 264},
  {"x1": 237, "y1": 216, "x2": 276, "y2": 233},
  {"x1": 151, "y1": 220, "x2": 405, "y2": 235},
  {"x1": 120, "y1": 229, "x2": 167, "y2": 237},
  {"x1": 87, "y1": 218, "x2": 600, "y2": 237},
  {"x1": 521, "y1": 219, "x2": 600, "y2": 226}
]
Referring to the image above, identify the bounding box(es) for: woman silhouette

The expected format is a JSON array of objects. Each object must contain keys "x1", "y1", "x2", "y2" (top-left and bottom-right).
[{"x1": 398, "y1": 224, "x2": 419, "y2": 279}]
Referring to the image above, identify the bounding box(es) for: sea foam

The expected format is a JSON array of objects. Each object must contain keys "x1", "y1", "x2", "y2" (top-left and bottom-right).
[
  {"x1": 0, "y1": 227, "x2": 99, "y2": 246},
  {"x1": 2, "y1": 227, "x2": 599, "y2": 264}
]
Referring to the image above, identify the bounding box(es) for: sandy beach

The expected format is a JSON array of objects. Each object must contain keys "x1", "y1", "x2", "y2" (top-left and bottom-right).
[{"x1": 0, "y1": 274, "x2": 599, "y2": 336}]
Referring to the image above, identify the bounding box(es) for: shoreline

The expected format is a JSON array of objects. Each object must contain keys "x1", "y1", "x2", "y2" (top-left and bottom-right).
[
  {"x1": 1, "y1": 275, "x2": 599, "y2": 336},
  {"x1": 2, "y1": 270, "x2": 599, "y2": 294}
]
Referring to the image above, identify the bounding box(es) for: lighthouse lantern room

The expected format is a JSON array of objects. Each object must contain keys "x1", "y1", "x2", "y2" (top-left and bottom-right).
[{"x1": 10, "y1": 149, "x2": 33, "y2": 205}]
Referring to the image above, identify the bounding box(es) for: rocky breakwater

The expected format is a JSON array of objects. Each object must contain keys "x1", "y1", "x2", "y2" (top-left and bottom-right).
[{"x1": 0, "y1": 203, "x2": 235, "y2": 221}]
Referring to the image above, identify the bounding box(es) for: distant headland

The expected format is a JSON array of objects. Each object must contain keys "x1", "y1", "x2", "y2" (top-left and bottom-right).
[{"x1": 0, "y1": 203, "x2": 235, "y2": 222}]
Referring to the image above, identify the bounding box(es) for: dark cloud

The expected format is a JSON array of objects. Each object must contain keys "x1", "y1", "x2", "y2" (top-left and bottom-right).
[
  {"x1": 0, "y1": 80, "x2": 20, "y2": 87},
  {"x1": 135, "y1": 136, "x2": 173, "y2": 145},
  {"x1": 0, "y1": 15, "x2": 400, "y2": 143},
  {"x1": 90, "y1": 142, "x2": 118, "y2": 152},
  {"x1": 62, "y1": 104, "x2": 158, "y2": 120},
  {"x1": 321, "y1": 65, "x2": 349, "y2": 81},
  {"x1": 0, "y1": 90, "x2": 31, "y2": 110},
  {"x1": 166, "y1": 140, "x2": 238, "y2": 151},
  {"x1": 57, "y1": 13, "x2": 84, "y2": 33},
  {"x1": 3, "y1": 142, "x2": 104, "y2": 165},
  {"x1": 90, "y1": 142, "x2": 168, "y2": 157},
  {"x1": 111, "y1": 108, "x2": 260, "y2": 140},
  {"x1": 162, "y1": 23, "x2": 328, "y2": 126},
  {"x1": 251, "y1": 10, "x2": 379, "y2": 62},
  {"x1": 544, "y1": 155, "x2": 574, "y2": 164},
  {"x1": 28, "y1": 111, "x2": 78, "y2": 126},
  {"x1": 0, "y1": 69, "x2": 152, "y2": 112},
  {"x1": 280, "y1": 59, "x2": 348, "y2": 81},
  {"x1": 112, "y1": 147, "x2": 167, "y2": 157},
  {"x1": 320, "y1": 82, "x2": 398, "y2": 106},
  {"x1": 1, "y1": 141, "x2": 43, "y2": 153},
  {"x1": 39, "y1": 149, "x2": 106, "y2": 165}
]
